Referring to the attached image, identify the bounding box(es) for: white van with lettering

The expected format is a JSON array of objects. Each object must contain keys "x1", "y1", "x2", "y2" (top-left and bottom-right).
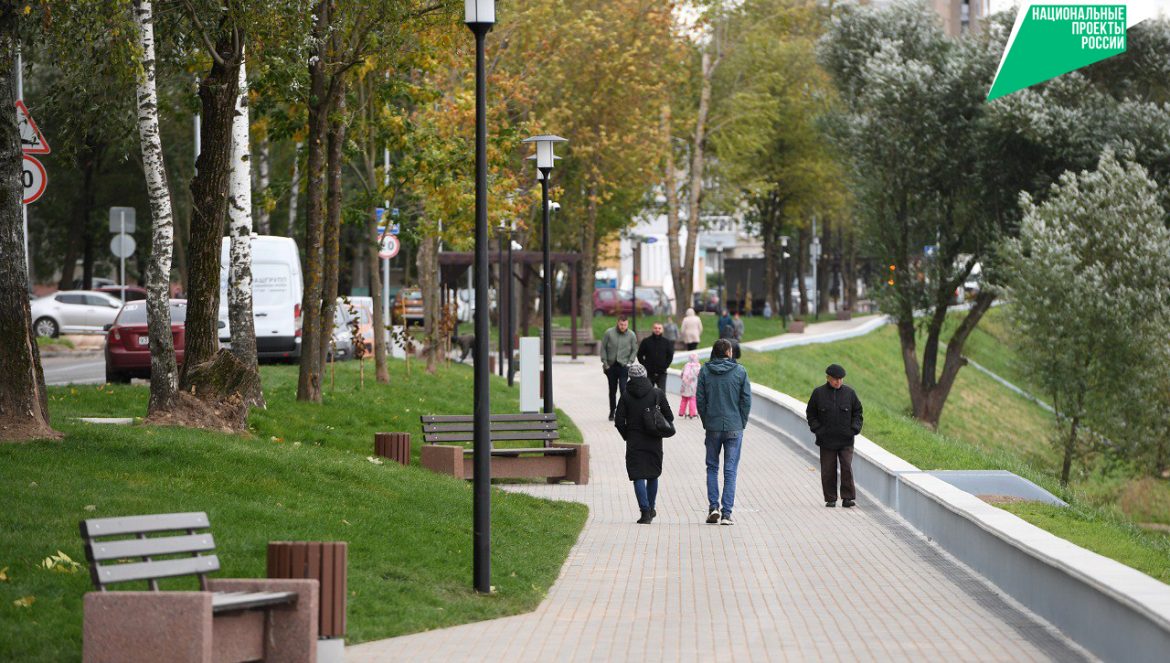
[{"x1": 219, "y1": 235, "x2": 304, "y2": 362}]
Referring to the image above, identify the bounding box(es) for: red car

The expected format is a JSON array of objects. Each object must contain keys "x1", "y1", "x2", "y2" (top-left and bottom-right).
[
  {"x1": 593, "y1": 287, "x2": 655, "y2": 316},
  {"x1": 104, "y1": 300, "x2": 187, "y2": 383}
]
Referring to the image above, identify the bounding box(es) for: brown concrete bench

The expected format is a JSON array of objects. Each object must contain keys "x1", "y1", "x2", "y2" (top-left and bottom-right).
[
  {"x1": 80, "y1": 512, "x2": 318, "y2": 663},
  {"x1": 550, "y1": 326, "x2": 599, "y2": 356},
  {"x1": 419, "y1": 413, "x2": 589, "y2": 484}
]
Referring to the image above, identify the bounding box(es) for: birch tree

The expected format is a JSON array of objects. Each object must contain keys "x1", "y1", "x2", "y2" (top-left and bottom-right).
[
  {"x1": 133, "y1": 0, "x2": 180, "y2": 416},
  {"x1": 227, "y1": 51, "x2": 262, "y2": 407}
]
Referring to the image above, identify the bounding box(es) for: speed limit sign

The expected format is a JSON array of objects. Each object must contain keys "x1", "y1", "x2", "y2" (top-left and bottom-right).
[
  {"x1": 379, "y1": 234, "x2": 400, "y2": 259},
  {"x1": 22, "y1": 154, "x2": 46, "y2": 205}
]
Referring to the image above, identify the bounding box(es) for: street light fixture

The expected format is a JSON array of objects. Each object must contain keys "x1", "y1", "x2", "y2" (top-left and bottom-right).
[
  {"x1": 465, "y1": 0, "x2": 494, "y2": 596},
  {"x1": 523, "y1": 134, "x2": 567, "y2": 415}
]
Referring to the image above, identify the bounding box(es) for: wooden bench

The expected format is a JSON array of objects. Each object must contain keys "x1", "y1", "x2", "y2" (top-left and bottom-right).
[
  {"x1": 80, "y1": 512, "x2": 318, "y2": 663},
  {"x1": 549, "y1": 326, "x2": 599, "y2": 356},
  {"x1": 419, "y1": 413, "x2": 589, "y2": 484}
]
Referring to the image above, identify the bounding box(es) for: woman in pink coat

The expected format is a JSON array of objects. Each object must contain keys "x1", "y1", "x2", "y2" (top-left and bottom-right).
[{"x1": 678, "y1": 353, "x2": 701, "y2": 418}]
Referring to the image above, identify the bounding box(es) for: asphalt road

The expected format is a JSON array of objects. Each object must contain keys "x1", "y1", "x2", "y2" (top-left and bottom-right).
[{"x1": 41, "y1": 354, "x2": 106, "y2": 386}]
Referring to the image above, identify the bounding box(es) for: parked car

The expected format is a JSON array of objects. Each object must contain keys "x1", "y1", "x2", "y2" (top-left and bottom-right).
[
  {"x1": 72, "y1": 276, "x2": 116, "y2": 290},
  {"x1": 94, "y1": 285, "x2": 148, "y2": 302},
  {"x1": 30, "y1": 290, "x2": 122, "y2": 337},
  {"x1": 394, "y1": 287, "x2": 425, "y2": 326},
  {"x1": 218, "y1": 235, "x2": 305, "y2": 362},
  {"x1": 593, "y1": 287, "x2": 655, "y2": 316},
  {"x1": 104, "y1": 300, "x2": 187, "y2": 383},
  {"x1": 329, "y1": 297, "x2": 376, "y2": 360},
  {"x1": 635, "y1": 286, "x2": 672, "y2": 316},
  {"x1": 692, "y1": 289, "x2": 720, "y2": 313}
]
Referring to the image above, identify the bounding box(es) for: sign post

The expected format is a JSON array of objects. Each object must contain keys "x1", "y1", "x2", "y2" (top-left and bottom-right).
[{"x1": 109, "y1": 207, "x2": 137, "y2": 302}]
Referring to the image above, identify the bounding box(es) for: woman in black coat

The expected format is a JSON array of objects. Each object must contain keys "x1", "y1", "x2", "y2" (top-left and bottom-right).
[{"x1": 615, "y1": 363, "x2": 675, "y2": 524}]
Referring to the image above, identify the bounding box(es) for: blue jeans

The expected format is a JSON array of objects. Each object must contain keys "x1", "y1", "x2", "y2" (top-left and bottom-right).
[
  {"x1": 704, "y1": 430, "x2": 744, "y2": 517},
  {"x1": 633, "y1": 478, "x2": 658, "y2": 511}
]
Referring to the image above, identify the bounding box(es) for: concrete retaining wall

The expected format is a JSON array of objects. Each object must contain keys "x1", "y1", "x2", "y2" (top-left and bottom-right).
[{"x1": 666, "y1": 369, "x2": 1170, "y2": 663}]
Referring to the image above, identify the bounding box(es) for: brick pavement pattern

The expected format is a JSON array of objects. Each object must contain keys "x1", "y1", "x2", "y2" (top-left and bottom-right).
[{"x1": 349, "y1": 362, "x2": 1091, "y2": 662}]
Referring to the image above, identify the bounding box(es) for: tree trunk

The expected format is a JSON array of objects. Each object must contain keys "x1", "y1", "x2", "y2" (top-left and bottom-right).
[
  {"x1": 0, "y1": 10, "x2": 56, "y2": 441},
  {"x1": 1061, "y1": 415, "x2": 1081, "y2": 486},
  {"x1": 662, "y1": 103, "x2": 684, "y2": 318},
  {"x1": 318, "y1": 89, "x2": 346, "y2": 370},
  {"x1": 417, "y1": 230, "x2": 440, "y2": 373},
  {"x1": 680, "y1": 51, "x2": 715, "y2": 322},
  {"x1": 286, "y1": 141, "x2": 301, "y2": 238},
  {"x1": 133, "y1": 0, "x2": 180, "y2": 417},
  {"x1": 58, "y1": 137, "x2": 100, "y2": 290},
  {"x1": 579, "y1": 191, "x2": 598, "y2": 334},
  {"x1": 367, "y1": 205, "x2": 387, "y2": 383},
  {"x1": 796, "y1": 225, "x2": 809, "y2": 316},
  {"x1": 255, "y1": 135, "x2": 270, "y2": 234},
  {"x1": 817, "y1": 218, "x2": 831, "y2": 315},
  {"x1": 226, "y1": 51, "x2": 262, "y2": 408},
  {"x1": 762, "y1": 220, "x2": 778, "y2": 317},
  {"x1": 296, "y1": 0, "x2": 332, "y2": 402},
  {"x1": 181, "y1": 30, "x2": 241, "y2": 386},
  {"x1": 82, "y1": 213, "x2": 95, "y2": 289}
]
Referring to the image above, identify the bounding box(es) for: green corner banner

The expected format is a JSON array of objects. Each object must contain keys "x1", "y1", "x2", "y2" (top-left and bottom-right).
[{"x1": 988, "y1": 4, "x2": 1127, "y2": 100}]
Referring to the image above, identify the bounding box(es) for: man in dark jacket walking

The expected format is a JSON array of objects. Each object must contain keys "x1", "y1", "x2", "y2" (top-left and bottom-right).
[
  {"x1": 615, "y1": 363, "x2": 674, "y2": 524},
  {"x1": 696, "y1": 338, "x2": 752, "y2": 525},
  {"x1": 806, "y1": 364, "x2": 864, "y2": 508},
  {"x1": 637, "y1": 322, "x2": 674, "y2": 390}
]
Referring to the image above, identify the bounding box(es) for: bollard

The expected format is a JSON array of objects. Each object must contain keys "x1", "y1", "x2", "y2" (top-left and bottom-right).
[
  {"x1": 268, "y1": 541, "x2": 347, "y2": 662},
  {"x1": 374, "y1": 432, "x2": 411, "y2": 466}
]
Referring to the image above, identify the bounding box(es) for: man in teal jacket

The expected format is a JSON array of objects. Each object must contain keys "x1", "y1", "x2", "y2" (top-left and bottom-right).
[
  {"x1": 600, "y1": 315, "x2": 639, "y2": 421},
  {"x1": 696, "y1": 338, "x2": 752, "y2": 525}
]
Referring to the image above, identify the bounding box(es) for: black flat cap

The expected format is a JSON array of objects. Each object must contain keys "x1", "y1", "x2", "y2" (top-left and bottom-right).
[{"x1": 826, "y1": 364, "x2": 846, "y2": 379}]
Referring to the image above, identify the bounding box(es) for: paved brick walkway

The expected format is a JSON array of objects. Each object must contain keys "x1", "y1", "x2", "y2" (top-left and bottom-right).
[{"x1": 349, "y1": 362, "x2": 1091, "y2": 662}]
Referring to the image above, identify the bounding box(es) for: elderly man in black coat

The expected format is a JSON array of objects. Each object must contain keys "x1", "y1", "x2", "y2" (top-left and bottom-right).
[
  {"x1": 637, "y1": 322, "x2": 675, "y2": 390},
  {"x1": 616, "y1": 363, "x2": 675, "y2": 524},
  {"x1": 806, "y1": 364, "x2": 864, "y2": 508}
]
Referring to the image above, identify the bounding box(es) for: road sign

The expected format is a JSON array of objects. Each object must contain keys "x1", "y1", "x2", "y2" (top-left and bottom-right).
[
  {"x1": 110, "y1": 233, "x2": 136, "y2": 259},
  {"x1": 15, "y1": 100, "x2": 50, "y2": 155},
  {"x1": 389, "y1": 223, "x2": 399, "y2": 235},
  {"x1": 109, "y1": 207, "x2": 136, "y2": 234},
  {"x1": 924, "y1": 244, "x2": 938, "y2": 257},
  {"x1": 21, "y1": 154, "x2": 46, "y2": 205},
  {"x1": 379, "y1": 234, "x2": 400, "y2": 259},
  {"x1": 642, "y1": 236, "x2": 658, "y2": 244}
]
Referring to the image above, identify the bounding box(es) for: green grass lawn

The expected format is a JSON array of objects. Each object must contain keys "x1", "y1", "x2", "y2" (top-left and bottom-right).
[
  {"x1": 0, "y1": 359, "x2": 587, "y2": 662},
  {"x1": 737, "y1": 317, "x2": 1170, "y2": 584}
]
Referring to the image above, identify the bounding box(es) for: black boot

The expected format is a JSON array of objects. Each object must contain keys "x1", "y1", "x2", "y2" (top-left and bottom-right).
[{"x1": 637, "y1": 510, "x2": 653, "y2": 524}]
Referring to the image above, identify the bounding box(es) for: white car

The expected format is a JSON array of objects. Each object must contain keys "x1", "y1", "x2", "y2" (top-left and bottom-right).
[{"x1": 30, "y1": 290, "x2": 123, "y2": 337}]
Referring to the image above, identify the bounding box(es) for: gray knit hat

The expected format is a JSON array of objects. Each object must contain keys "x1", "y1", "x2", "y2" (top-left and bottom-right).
[{"x1": 628, "y1": 364, "x2": 648, "y2": 379}]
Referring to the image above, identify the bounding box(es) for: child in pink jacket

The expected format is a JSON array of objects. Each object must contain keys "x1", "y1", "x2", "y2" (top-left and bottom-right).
[{"x1": 679, "y1": 353, "x2": 701, "y2": 418}]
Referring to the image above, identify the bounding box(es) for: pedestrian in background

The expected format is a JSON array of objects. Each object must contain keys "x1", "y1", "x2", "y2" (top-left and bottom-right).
[
  {"x1": 681, "y1": 307, "x2": 703, "y2": 351},
  {"x1": 697, "y1": 338, "x2": 752, "y2": 526},
  {"x1": 732, "y1": 311, "x2": 745, "y2": 341},
  {"x1": 663, "y1": 316, "x2": 680, "y2": 349},
  {"x1": 678, "y1": 352, "x2": 701, "y2": 418},
  {"x1": 616, "y1": 363, "x2": 674, "y2": 524},
  {"x1": 718, "y1": 309, "x2": 735, "y2": 339},
  {"x1": 805, "y1": 364, "x2": 864, "y2": 508},
  {"x1": 637, "y1": 322, "x2": 674, "y2": 390},
  {"x1": 601, "y1": 315, "x2": 638, "y2": 421}
]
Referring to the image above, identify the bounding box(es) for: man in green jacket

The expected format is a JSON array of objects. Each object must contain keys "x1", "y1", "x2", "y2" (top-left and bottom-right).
[
  {"x1": 696, "y1": 338, "x2": 752, "y2": 525},
  {"x1": 601, "y1": 315, "x2": 639, "y2": 421}
]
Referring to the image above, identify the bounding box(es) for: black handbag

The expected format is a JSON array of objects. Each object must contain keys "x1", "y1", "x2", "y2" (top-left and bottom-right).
[{"x1": 642, "y1": 389, "x2": 676, "y2": 438}]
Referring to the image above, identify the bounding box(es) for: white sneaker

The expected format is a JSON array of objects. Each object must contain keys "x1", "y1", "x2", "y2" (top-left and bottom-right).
[
  {"x1": 706, "y1": 509, "x2": 720, "y2": 524},
  {"x1": 720, "y1": 514, "x2": 735, "y2": 526}
]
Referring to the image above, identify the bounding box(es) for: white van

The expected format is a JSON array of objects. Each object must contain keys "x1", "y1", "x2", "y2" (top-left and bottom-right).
[{"x1": 219, "y1": 235, "x2": 304, "y2": 362}]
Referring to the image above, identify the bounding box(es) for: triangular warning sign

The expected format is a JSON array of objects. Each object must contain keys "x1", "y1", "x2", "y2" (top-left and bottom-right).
[{"x1": 15, "y1": 100, "x2": 50, "y2": 155}]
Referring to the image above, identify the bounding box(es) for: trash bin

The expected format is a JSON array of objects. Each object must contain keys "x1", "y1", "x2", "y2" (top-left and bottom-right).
[{"x1": 268, "y1": 541, "x2": 347, "y2": 661}]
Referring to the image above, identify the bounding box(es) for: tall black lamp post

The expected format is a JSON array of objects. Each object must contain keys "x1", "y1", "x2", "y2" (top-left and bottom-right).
[
  {"x1": 496, "y1": 222, "x2": 506, "y2": 377},
  {"x1": 504, "y1": 221, "x2": 516, "y2": 386},
  {"x1": 523, "y1": 134, "x2": 567, "y2": 415},
  {"x1": 466, "y1": 0, "x2": 494, "y2": 596}
]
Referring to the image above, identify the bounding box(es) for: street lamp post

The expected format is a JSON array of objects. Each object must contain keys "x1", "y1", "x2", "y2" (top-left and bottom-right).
[
  {"x1": 466, "y1": 0, "x2": 495, "y2": 596},
  {"x1": 496, "y1": 223, "x2": 506, "y2": 377},
  {"x1": 523, "y1": 134, "x2": 567, "y2": 415},
  {"x1": 780, "y1": 235, "x2": 791, "y2": 323},
  {"x1": 505, "y1": 222, "x2": 516, "y2": 387},
  {"x1": 716, "y1": 242, "x2": 725, "y2": 314},
  {"x1": 630, "y1": 233, "x2": 640, "y2": 335}
]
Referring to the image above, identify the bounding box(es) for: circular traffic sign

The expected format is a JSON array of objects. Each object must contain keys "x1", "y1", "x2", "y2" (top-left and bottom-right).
[
  {"x1": 22, "y1": 154, "x2": 46, "y2": 205},
  {"x1": 379, "y1": 234, "x2": 400, "y2": 259},
  {"x1": 110, "y1": 233, "x2": 136, "y2": 259}
]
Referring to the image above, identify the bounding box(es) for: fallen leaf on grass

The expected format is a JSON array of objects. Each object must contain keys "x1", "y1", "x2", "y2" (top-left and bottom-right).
[
  {"x1": 341, "y1": 519, "x2": 351, "y2": 526},
  {"x1": 13, "y1": 596, "x2": 34, "y2": 608},
  {"x1": 84, "y1": 505, "x2": 97, "y2": 512},
  {"x1": 271, "y1": 436, "x2": 284, "y2": 443},
  {"x1": 41, "y1": 550, "x2": 82, "y2": 574},
  {"x1": 0, "y1": 566, "x2": 9, "y2": 581},
  {"x1": 366, "y1": 456, "x2": 384, "y2": 465}
]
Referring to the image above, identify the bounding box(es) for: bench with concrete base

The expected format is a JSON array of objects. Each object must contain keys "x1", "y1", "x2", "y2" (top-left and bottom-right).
[
  {"x1": 419, "y1": 413, "x2": 589, "y2": 484},
  {"x1": 80, "y1": 512, "x2": 318, "y2": 663},
  {"x1": 549, "y1": 327, "x2": 599, "y2": 356}
]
